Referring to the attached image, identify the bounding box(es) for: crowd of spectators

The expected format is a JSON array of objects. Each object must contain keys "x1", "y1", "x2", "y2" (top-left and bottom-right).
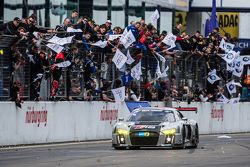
[{"x1": 1, "y1": 9, "x2": 250, "y2": 107}]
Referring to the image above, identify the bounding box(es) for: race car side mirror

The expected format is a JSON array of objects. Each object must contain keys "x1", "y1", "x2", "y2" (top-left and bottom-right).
[{"x1": 118, "y1": 117, "x2": 124, "y2": 121}]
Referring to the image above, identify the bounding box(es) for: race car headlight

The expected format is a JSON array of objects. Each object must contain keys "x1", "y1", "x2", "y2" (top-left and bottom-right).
[
  {"x1": 116, "y1": 128, "x2": 129, "y2": 136},
  {"x1": 161, "y1": 128, "x2": 176, "y2": 135}
]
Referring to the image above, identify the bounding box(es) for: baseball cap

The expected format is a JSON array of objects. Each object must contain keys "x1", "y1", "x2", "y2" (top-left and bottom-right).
[
  {"x1": 106, "y1": 20, "x2": 112, "y2": 24},
  {"x1": 13, "y1": 17, "x2": 21, "y2": 23}
]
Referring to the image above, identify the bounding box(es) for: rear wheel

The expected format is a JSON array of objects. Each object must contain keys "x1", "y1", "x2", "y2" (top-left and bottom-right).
[{"x1": 191, "y1": 125, "x2": 199, "y2": 148}]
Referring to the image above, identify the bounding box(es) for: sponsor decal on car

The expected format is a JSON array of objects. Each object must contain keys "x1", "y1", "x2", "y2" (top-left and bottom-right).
[{"x1": 134, "y1": 125, "x2": 156, "y2": 129}]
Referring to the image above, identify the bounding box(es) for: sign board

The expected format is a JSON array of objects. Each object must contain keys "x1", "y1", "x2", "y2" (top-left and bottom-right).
[
  {"x1": 218, "y1": 12, "x2": 239, "y2": 38},
  {"x1": 175, "y1": 11, "x2": 187, "y2": 32}
]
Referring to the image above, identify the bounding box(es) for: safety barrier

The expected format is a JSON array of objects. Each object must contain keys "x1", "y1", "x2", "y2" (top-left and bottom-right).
[{"x1": 0, "y1": 101, "x2": 250, "y2": 146}]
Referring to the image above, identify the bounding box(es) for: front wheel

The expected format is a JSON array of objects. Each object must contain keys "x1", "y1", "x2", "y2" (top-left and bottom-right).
[
  {"x1": 129, "y1": 146, "x2": 140, "y2": 150},
  {"x1": 173, "y1": 126, "x2": 186, "y2": 149}
]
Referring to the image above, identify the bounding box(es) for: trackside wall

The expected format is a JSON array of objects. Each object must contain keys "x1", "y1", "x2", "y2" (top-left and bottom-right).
[{"x1": 0, "y1": 101, "x2": 250, "y2": 146}]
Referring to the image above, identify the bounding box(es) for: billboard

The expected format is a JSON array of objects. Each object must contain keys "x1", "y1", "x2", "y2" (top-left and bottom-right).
[
  {"x1": 137, "y1": 0, "x2": 189, "y2": 12},
  {"x1": 218, "y1": 12, "x2": 239, "y2": 38}
]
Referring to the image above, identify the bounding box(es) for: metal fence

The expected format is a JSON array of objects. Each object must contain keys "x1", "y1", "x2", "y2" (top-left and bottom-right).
[{"x1": 1, "y1": 34, "x2": 230, "y2": 101}]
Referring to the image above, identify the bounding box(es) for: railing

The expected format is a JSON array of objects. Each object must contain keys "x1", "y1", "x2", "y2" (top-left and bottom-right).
[{"x1": 0, "y1": 34, "x2": 231, "y2": 102}]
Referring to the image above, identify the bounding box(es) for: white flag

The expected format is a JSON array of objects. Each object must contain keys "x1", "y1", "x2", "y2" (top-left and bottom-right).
[
  {"x1": 126, "y1": 50, "x2": 135, "y2": 65},
  {"x1": 219, "y1": 38, "x2": 226, "y2": 51},
  {"x1": 229, "y1": 97, "x2": 240, "y2": 104},
  {"x1": 227, "y1": 61, "x2": 235, "y2": 72},
  {"x1": 119, "y1": 27, "x2": 128, "y2": 42},
  {"x1": 48, "y1": 35, "x2": 74, "y2": 46},
  {"x1": 150, "y1": 9, "x2": 160, "y2": 25},
  {"x1": 226, "y1": 80, "x2": 237, "y2": 94},
  {"x1": 207, "y1": 70, "x2": 220, "y2": 84},
  {"x1": 120, "y1": 30, "x2": 136, "y2": 49},
  {"x1": 108, "y1": 34, "x2": 122, "y2": 41},
  {"x1": 162, "y1": 33, "x2": 176, "y2": 49},
  {"x1": 56, "y1": 61, "x2": 71, "y2": 68},
  {"x1": 161, "y1": 66, "x2": 169, "y2": 78},
  {"x1": 219, "y1": 38, "x2": 235, "y2": 53},
  {"x1": 67, "y1": 27, "x2": 82, "y2": 32},
  {"x1": 240, "y1": 55, "x2": 250, "y2": 65},
  {"x1": 111, "y1": 86, "x2": 126, "y2": 102},
  {"x1": 220, "y1": 50, "x2": 237, "y2": 64},
  {"x1": 155, "y1": 52, "x2": 166, "y2": 62},
  {"x1": 91, "y1": 40, "x2": 108, "y2": 48},
  {"x1": 155, "y1": 60, "x2": 169, "y2": 79},
  {"x1": 156, "y1": 61, "x2": 162, "y2": 79},
  {"x1": 217, "y1": 94, "x2": 229, "y2": 103},
  {"x1": 232, "y1": 59, "x2": 244, "y2": 77},
  {"x1": 112, "y1": 49, "x2": 127, "y2": 69},
  {"x1": 131, "y1": 61, "x2": 142, "y2": 80},
  {"x1": 46, "y1": 43, "x2": 64, "y2": 53}
]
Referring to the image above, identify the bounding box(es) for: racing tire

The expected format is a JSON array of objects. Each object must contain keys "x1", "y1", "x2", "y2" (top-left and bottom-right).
[
  {"x1": 191, "y1": 125, "x2": 199, "y2": 148},
  {"x1": 129, "y1": 146, "x2": 140, "y2": 150},
  {"x1": 114, "y1": 146, "x2": 126, "y2": 150}
]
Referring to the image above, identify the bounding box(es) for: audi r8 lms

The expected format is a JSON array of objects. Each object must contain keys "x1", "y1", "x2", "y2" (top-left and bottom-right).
[{"x1": 112, "y1": 107, "x2": 199, "y2": 149}]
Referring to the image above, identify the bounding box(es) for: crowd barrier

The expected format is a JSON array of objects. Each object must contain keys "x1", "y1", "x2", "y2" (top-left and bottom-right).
[{"x1": 0, "y1": 101, "x2": 250, "y2": 146}]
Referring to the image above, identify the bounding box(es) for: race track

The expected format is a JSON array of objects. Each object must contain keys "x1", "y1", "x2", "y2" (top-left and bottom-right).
[{"x1": 0, "y1": 133, "x2": 250, "y2": 167}]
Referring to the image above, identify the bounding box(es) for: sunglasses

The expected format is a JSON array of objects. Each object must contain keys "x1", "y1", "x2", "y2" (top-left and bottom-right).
[{"x1": 29, "y1": 19, "x2": 36, "y2": 24}]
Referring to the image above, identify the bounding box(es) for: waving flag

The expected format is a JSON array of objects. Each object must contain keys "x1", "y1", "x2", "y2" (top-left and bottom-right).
[
  {"x1": 232, "y1": 58, "x2": 244, "y2": 77},
  {"x1": 162, "y1": 33, "x2": 176, "y2": 50},
  {"x1": 226, "y1": 80, "x2": 237, "y2": 95},
  {"x1": 219, "y1": 38, "x2": 235, "y2": 53},
  {"x1": 111, "y1": 86, "x2": 126, "y2": 102},
  {"x1": 207, "y1": 69, "x2": 220, "y2": 84},
  {"x1": 67, "y1": 27, "x2": 82, "y2": 32},
  {"x1": 229, "y1": 97, "x2": 240, "y2": 104},
  {"x1": 150, "y1": 9, "x2": 160, "y2": 25},
  {"x1": 155, "y1": 60, "x2": 169, "y2": 79},
  {"x1": 112, "y1": 49, "x2": 127, "y2": 69},
  {"x1": 48, "y1": 35, "x2": 74, "y2": 45},
  {"x1": 131, "y1": 61, "x2": 142, "y2": 80},
  {"x1": 220, "y1": 50, "x2": 237, "y2": 64},
  {"x1": 91, "y1": 40, "x2": 108, "y2": 48},
  {"x1": 46, "y1": 43, "x2": 64, "y2": 53},
  {"x1": 56, "y1": 61, "x2": 71, "y2": 68},
  {"x1": 241, "y1": 56, "x2": 250, "y2": 65},
  {"x1": 227, "y1": 61, "x2": 235, "y2": 72},
  {"x1": 155, "y1": 61, "x2": 162, "y2": 79},
  {"x1": 126, "y1": 50, "x2": 135, "y2": 65},
  {"x1": 217, "y1": 94, "x2": 229, "y2": 103},
  {"x1": 120, "y1": 30, "x2": 136, "y2": 49},
  {"x1": 108, "y1": 34, "x2": 122, "y2": 41},
  {"x1": 155, "y1": 52, "x2": 166, "y2": 62}
]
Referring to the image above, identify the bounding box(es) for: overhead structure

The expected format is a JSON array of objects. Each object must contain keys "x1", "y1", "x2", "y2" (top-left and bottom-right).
[{"x1": 137, "y1": 0, "x2": 189, "y2": 12}]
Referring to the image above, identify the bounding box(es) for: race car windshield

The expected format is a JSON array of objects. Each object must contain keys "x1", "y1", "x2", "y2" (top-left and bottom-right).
[{"x1": 128, "y1": 110, "x2": 175, "y2": 122}]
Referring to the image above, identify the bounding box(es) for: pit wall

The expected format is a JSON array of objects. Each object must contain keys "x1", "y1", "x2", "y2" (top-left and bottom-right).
[{"x1": 0, "y1": 101, "x2": 249, "y2": 146}]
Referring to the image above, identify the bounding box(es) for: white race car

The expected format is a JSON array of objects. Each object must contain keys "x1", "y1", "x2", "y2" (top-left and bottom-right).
[{"x1": 112, "y1": 107, "x2": 199, "y2": 149}]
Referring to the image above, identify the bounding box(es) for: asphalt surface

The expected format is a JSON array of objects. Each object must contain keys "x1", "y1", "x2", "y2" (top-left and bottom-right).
[{"x1": 0, "y1": 133, "x2": 250, "y2": 167}]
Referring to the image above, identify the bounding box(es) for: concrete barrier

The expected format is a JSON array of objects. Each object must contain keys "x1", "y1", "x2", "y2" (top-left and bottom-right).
[
  {"x1": 0, "y1": 101, "x2": 129, "y2": 146},
  {"x1": 172, "y1": 102, "x2": 250, "y2": 134},
  {"x1": 0, "y1": 101, "x2": 250, "y2": 146}
]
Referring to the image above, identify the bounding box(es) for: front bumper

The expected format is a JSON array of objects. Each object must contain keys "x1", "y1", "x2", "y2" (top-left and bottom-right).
[{"x1": 112, "y1": 132, "x2": 183, "y2": 147}]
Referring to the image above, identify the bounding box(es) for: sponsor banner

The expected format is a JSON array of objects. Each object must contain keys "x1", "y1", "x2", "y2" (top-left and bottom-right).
[
  {"x1": 126, "y1": 101, "x2": 150, "y2": 113},
  {"x1": 235, "y1": 39, "x2": 250, "y2": 52},
  {"x1": 218, "y1": 12, "x2": 239, "y2": 38},
  {"x1": 175, "y1": 11, "x2": 187, "y2": 32},
  {"x1": 100, "y1": 109, "x2": 118, "y2": 122}
]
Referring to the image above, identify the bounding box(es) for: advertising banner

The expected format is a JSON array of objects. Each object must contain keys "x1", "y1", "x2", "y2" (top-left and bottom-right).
[{"x1": 218, "y1": 12, "x2": 239, "y2": 38}]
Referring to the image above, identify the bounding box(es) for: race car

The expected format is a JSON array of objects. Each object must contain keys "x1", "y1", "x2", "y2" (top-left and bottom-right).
[{"x1": 112, "y1": 107, "x2": 199, "y2": 149}]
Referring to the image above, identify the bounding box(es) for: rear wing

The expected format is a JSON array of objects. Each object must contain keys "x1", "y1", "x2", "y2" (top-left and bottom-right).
[{"x1": 175, "y1": 107, "x2": 198, "y2": 113}]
